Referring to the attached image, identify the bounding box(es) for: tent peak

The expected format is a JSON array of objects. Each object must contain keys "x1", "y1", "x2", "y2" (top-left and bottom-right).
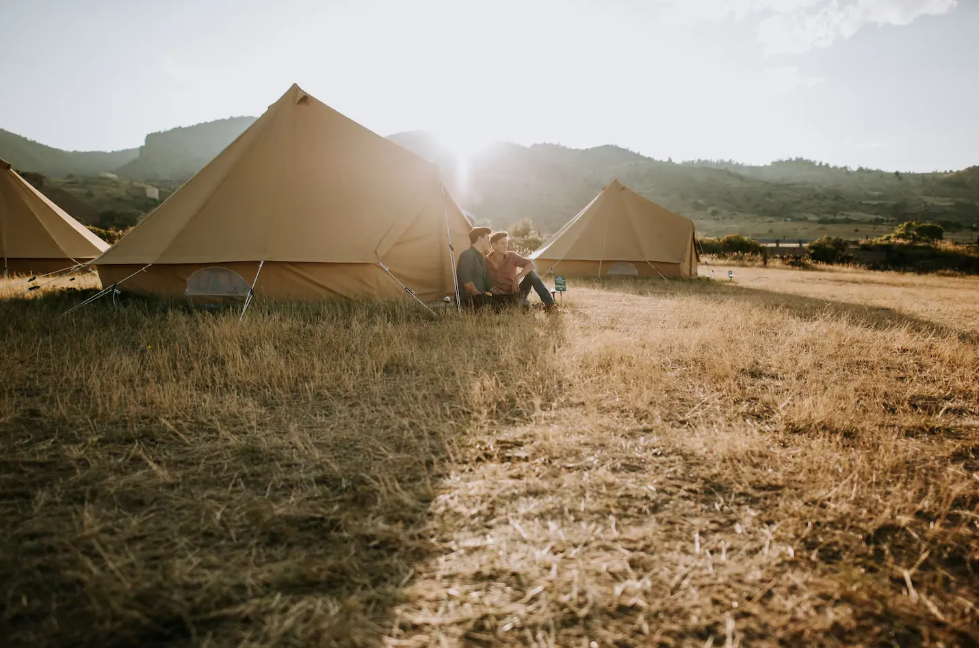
[{"x1": 287, "y1": 83, "x2": 310, "y2": 104}]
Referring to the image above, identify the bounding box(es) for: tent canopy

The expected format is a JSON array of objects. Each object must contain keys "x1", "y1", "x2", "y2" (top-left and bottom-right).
[
  {"x1": 93, "y1": 84, "x2": 471, "y2": 302},
  {"x1": 0, "y1": 159, "x2": 108, "y2": 261},
  {"x1": 94, "y1": 84, "x2": 468, "y2": 267},
  {"x1": 531, "y1": 179, "x2": 696, "y2": 267}
]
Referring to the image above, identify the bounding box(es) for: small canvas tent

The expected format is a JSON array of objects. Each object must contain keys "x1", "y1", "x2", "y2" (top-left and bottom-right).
[
  {"x1": 530, "y1": 179, "x2": 698, "y2": 278},
  {"x1": 0, "y1": 159, "x2": 108, "y2": 275},
  {"x1": 93, "y1": 84, "x2": 471, "y2": 303}
]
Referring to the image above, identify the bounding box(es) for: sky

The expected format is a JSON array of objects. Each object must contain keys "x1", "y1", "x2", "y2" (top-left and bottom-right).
[{"x1": 0, "y1": 0, "x2": 976, "y2": 172}]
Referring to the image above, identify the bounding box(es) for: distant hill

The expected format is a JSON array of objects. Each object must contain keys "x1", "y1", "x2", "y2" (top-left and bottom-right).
[
  {"x1": 115, "y1": 117, "x2": 257, "y2": 180},
  {"x1": 389, "y1": 133, "x2": 979, "y2": 239},
  {"x1": 2, "y1": 120, "x2": 977, "y2": 242},
  {"x1": 0, "y1": 129, "x2": 137, "y2": 177}
]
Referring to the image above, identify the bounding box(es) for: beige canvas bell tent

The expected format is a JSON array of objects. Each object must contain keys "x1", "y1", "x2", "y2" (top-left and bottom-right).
[
  {"x1": 530, "y1": 179, "x2": 698, "y2": 278},
  {"x1": 93, "y1": 84, "x2": 471, "y2": 303},
  {"x1": 0, "y1": 159, "x2": 108, "y2": 276}
]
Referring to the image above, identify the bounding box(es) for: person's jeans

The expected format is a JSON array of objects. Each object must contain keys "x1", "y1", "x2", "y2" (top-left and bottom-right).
[
  {"x1": 519, "y1": 270, "x2": 554, "y2": 305},
  {"x1": 462, "y1": 293, "x2": 517, "y2": 311}
]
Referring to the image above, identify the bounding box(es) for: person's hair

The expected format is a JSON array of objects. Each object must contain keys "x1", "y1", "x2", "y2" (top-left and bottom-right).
[
  {"x1": 490, "y1": 231, "x2": 508, "y2": 244},
  {"x1": 469, "y1": 227, "x2": 492, "y2": 245}
]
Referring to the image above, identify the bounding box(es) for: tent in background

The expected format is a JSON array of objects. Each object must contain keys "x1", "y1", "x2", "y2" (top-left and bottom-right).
[
  {"x1": 530, "y1": 179, "x2": 698, "y2": 278},
  {"x1": 0, "y1": 159, "x2": 108, "y2": 276},
  {"x1": 94, "y1": 84, "x2": 471, "y2": 303}
]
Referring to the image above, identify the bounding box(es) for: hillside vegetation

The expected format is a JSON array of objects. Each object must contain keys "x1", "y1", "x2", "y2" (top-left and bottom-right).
[
  {"x1": 1, "y1": 268, "x2": 977, "y2": 646},
  {"x1": 0, "y1": 129, "x2": 137, "y2": 177},
  {"x1": 19, "y1": 172, "x2": 175, "y2": 228},
  {"x1": 115, "y1": 117, "x2": 256, "y2": 180},
  {"x1": 391, "y1": 135, "x2": 979, "y2": 240},
  {"x1": 2, "y1": 122, "x2": 978, "y2": 242}
]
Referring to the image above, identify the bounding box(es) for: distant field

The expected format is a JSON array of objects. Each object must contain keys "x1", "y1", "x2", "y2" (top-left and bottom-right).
[
  {"x1": 1, "y1": 267, "x2": 977, "y2": 647},
  {"x1": 695, "y1": 217, "x2": 978, "y2": 243}
]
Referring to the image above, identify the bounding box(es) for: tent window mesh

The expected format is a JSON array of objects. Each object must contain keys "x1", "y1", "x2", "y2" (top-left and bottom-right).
[
  {"x1": 607, "y1": 262, "x2": 638, "y2": 276},
  {"x1": 185, "y1": 267, "x2": 251, "y2": 302}
]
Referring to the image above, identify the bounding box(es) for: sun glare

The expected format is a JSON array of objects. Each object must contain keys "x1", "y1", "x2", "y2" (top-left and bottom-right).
[
  {"x1": 435, "y1": 130, "x2": 492, "y2": 198},
  {"x1": 435, "y1": 130, "x2": 492, "y2": 162}
]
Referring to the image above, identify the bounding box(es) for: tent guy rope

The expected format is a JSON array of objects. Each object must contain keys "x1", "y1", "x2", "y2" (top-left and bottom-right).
[
  {"x1": 377, "y1": 261, "x2": 437, "y2": 318},
  {"x1": 238, "y1": 260, "x2": 265, "y2": 322},
  {"x1": 63, "y1": 264, "x2": 152, "y2": 316}
]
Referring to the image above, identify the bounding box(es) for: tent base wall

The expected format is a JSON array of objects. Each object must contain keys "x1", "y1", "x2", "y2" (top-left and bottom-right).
[
  {"x1": 534, "y1": 259, "x2": 692, "y2": 279},
  {"x1": 3, "y1": 258, "x2": 88, "y2": 276},
  {"x1": 97, "y1": 262, "x2": 448, "y2": 303}
]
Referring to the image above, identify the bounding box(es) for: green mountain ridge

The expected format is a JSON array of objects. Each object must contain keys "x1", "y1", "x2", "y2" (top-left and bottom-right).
[
  {"x1": 0, "y1": 129, "x2": 138, "y2": 177},
  {"x1": 115, "y1": 117, "x2": 257, "y2": 180},
  {"x1": 2, "y1": 120, "x2": 977, "y2": 242}
]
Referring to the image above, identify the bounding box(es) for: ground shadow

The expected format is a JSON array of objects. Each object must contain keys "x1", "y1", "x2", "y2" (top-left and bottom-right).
[
  {"x1": 588, "y1": 275, "x2": 979, "y2": 345},
  {"x1": 0, "y1": 297, "x2": 565, "y2": 647}
]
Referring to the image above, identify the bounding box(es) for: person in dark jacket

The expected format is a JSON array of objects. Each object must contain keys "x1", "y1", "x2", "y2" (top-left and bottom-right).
[{"x1": 456, "y1": 227, "x2": 494, "y2": 309}]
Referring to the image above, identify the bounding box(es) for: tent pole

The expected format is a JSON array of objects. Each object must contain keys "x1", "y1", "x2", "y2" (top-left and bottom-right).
[{"x1": 440, "y1": 184, "x2": 462, "y2": 313}]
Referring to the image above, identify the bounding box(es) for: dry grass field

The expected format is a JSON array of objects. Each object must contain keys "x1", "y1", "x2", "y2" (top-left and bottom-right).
[{"x1": 1, "y1": 265, "x2": 977, "y2": 648}]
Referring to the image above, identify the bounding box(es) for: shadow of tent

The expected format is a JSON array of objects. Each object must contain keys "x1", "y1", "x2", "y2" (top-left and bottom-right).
[
  {"x1": 0, "y1": 298, "x2": 568, "y2": 648},
  {"x1": 715, "y1": 283, "x2": 979, "y2": 346},
  {"x1": 588, "y1": 275, "x2": 978, "y2": 346}
]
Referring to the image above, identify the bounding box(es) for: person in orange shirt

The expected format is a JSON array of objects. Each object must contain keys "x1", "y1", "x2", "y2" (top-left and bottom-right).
[{"x1": 485, "y1": 231, "x2": 556, "y2": 309}]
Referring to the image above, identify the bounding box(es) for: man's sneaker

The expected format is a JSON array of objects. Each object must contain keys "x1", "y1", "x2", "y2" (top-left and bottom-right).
[
  {"x1": 520, "y1": 298, "x2": 532, "y2": 308},
  {"x1": 544, "y1": 302, "x2": 558, "y2": 312}
]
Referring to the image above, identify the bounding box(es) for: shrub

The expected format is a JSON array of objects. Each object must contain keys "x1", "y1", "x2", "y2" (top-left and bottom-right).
[
  {"x1": 86, "y1": 226, "x2": 129, "y2": 245},
  {"x1": 807, "y1": 236, "x2": 850, "y2": 264},
  {"x1": 507, "y1": 219, "x2": 544, "y2": 255},
  {"x1": 98, "y1": 209, "x2": 142, "y2": 231},
  {"x1": 697, "y1": 238, "x2": 723, "y2": 255},
  {"x1": 719, "y1": 234, "x2": 764, "y2": 255},
  {"x1": 892, "y1": 221, "x2": 944, "y2": 242},
  {"x1": 853, "y1": 240, "x2": 979, "y2": 274},
  {"x1": 697, "y1": 235, "x2": 764, "y2": 257}
]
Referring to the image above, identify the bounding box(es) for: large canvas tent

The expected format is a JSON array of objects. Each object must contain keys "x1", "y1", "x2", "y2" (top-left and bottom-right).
[
  {"x1": 94, "y1": 84, "x2": 471, "y2": 303},
  {"x1": 530, "y1": 179, "x2": 698, "y2": 278},
  {"x1": 0, "y1": 159, "x2": 108, "y2": 276}
]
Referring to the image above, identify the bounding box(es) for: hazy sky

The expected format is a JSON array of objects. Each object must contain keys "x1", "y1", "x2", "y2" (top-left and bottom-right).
[{"x1": 1, "y1": 0, "x2": 976, "y2": 171}]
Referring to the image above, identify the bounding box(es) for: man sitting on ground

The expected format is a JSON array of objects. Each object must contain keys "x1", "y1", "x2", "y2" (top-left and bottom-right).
[
  {"x1": 456, "y1": 227, "x2": 494, "y2": 309},
  {"x1": 485, "y1": 231, "x2": 556, "y2": 309}
]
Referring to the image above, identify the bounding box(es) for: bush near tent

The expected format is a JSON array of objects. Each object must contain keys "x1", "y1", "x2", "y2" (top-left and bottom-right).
[
  {"x1": 697, "y1": 235, "x2": 764, "y2": 257},
  {"x1": 507, "y1": 219, "x2": 544, "y2": 256},
  {"x1": 807, "y1": 236, "x2": 851, "y2": 264},
  {"x1": 854, "y1": 240, "x2": 979, "y2": 274},
  {"x1": 889, "y1": 221, "x2": 945, "y2": 243},
  {"x1": 86, "y1": 225, "x2": 129, "y2": 245}
]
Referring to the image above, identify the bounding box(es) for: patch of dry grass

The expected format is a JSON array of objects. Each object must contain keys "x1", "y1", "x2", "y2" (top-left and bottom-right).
[
  {"x1": 1, "y1": 268, "x2": 977, "y2": 647},
  {"x1": 0, "y1": 271, "x2": 100, "y2": 301}
]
